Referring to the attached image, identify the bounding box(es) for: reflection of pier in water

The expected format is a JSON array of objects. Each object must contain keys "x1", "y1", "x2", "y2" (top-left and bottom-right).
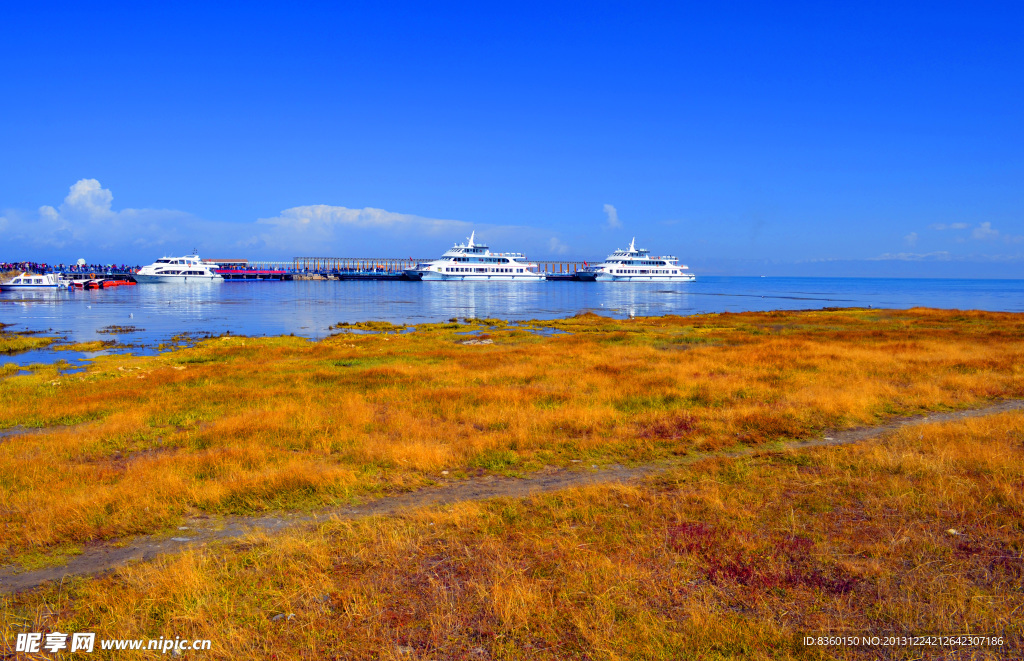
[{"x1": 212, "y1": 258, "x2": 594, "y2": 280}]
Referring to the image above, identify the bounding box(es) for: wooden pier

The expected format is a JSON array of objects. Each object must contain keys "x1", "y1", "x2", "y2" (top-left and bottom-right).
[
  {"x1": 194, "y1": 258, "x2": 595, "y2": 281},
  {"x1": 292, "y1": 258, "x2": 590, "y2": 276}
]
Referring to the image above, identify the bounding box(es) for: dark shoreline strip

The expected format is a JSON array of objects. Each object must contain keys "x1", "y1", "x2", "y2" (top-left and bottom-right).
[{"x1": 2, "y1": 398, "x2": 1022, "y2": 594}]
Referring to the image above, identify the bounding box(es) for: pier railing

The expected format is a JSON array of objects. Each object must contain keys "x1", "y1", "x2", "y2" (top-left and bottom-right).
[{"x1": 292, "y1": 258, "x2": 429, "y2": 273}]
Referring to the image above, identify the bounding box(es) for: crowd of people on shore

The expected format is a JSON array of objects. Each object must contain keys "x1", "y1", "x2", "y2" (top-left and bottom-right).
[{"x1": 1, "y1": 261, "x2": 141, "y2": 275}]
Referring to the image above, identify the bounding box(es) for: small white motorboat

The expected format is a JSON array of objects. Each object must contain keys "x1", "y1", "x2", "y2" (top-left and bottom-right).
[{"x1": 0, "y1": 272, "x2": 68, "y2": 290}]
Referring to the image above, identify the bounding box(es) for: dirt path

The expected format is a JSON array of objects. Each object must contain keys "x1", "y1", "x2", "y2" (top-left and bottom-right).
[{"x1": 2, "y1": 399, "x2": 1022, "y2": 594}]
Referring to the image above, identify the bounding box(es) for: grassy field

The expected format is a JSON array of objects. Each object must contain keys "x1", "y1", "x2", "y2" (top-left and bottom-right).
[
  {"x1": 1, "y1": 405, "x2": 1020, "y2": 659},
  {"x1": 0, "y1": 308, "x2": 1022, "y2": 657},
  {"x1": 0, "y1": 308, "x2": 1022, "y2": 559}
]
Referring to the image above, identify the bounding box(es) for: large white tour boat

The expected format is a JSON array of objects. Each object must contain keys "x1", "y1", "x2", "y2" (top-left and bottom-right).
[
  {"x1": 0, "y1": 272, "x2": 68, "y2": 290},
  {"x1": 576, "y1": 238, "x2": 696, "y2": 282},
  {"x1": 404, "y1": 233, "x2": 545, "y2": 281},
  {"x1": 134, "y1": 254, "x2": 224, "y2": 283}
]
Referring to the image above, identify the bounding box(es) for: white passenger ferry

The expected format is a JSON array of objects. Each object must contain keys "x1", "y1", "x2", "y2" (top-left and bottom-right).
[
  {"x1": 134, "y1": 254, "x2": 223, "y2": 283},
  {"x1": 404, "y1": 233, "x2": 544, "y2": 281},
  {"x1": 0, "y1": 272, "x2": 68, "y2": 290},
  {"x1": 576, "y1": 238, "x2": 695, "y2": 282}
]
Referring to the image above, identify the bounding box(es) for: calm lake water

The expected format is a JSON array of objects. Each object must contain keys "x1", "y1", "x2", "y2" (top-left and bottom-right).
[{"x1": 2, "y1": 277, "x2": 1022, "y2": 366}]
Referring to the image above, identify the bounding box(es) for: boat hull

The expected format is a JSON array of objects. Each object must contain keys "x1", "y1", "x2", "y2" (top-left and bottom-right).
[
  {"x1": 134, "y1": 274, "x2": 223, "y2": 283},
  {"x1": 593, "y1": 274, "x2": 696, "y2": 282},
  {"x1": 404, "y1": 269, "x2": 544, "y2": 281},
  {"x1": 0, "y1": 284, "x2": 60, "y2": 290},
  {"x1": 577, "y1": 270, "x2": 696, "y2": 282}
]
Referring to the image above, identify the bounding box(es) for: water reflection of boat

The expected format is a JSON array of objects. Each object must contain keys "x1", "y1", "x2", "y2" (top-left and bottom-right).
[
  {"x1": 576, "y1": 238, "x2": 696, "y2": 282},
  {"x1": 404, "y1": 232, "x2": 544, "y2": 281},
  {"x1": 0, "y1": 272, "x2": 67, "y2": 290}
]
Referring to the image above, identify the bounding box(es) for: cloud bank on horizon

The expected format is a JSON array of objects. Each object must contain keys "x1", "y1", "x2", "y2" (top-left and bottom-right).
[
  {"x1": 0, "y1": 179, "x2": 570, "y2": 263},
  {"x1": 1, "y1": 179, "x2": 1021, "y2": 276}
]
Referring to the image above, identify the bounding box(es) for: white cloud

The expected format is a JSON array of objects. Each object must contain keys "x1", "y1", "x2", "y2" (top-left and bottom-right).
[
  {"x1": 2, "y1": 179, "x2": 202, "y2": 254},
  {"x1": 62, "y1": 178, "x2": 115, "y2": 219},
  {"x1": 926, "y1": 221, "x2": 1021, "y2": 245},
  {"x1": 548, "y1": 237, "x2": 569, "y2": 254},
  {"x1": 868, "y1": 251, "x2": 952, "y2": 262},
  {"x1": 904, "y1": 232, "x2": 918, "y2": 247},
  {"x1": 256, "y1": 205, "x2": 470, "y2": 235},
  {"x1": 966, "y1": 222, "x2": 1024, "y2": 243},
  {"x1": 249, "y1": 205, "x2": 562, "y2": 256},
  {"x1": 603, "y1": 203, "x2": 621, "y2": 229},
  {"x1": 972, "y1": 222, "x2": 999, "y2": 241}
]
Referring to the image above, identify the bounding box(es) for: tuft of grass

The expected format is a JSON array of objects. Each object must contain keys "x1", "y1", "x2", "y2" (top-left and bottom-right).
[
  {"x1": 53, "y1": 340, "x2": 117, "y2": 352},
  {"x1": 0, "y1": 333, "x2": 54, "y2": 355},
  {"x1": 331, "y1": 320, "x2": 407, "y2": 332},
  {"x1": 97, "y1": 325, "x2": 142, "y2": 334}
]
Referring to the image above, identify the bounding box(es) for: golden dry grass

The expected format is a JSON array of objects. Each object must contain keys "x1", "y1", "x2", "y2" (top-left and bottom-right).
[
  {"x1": 0, "y1": 329, "x2": 54, "y2": 355},
  {"x1": 1, "y1": 408, "x2": 1020, "y2": 659},
  {"x1": 0, "y1": 308, "x2": 1021, "y2": 560}
]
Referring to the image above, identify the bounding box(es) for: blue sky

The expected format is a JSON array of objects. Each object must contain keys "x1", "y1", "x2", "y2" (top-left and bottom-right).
[{"x1": 1, "y1": 1, "x2": 1021, "y2": 276}]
